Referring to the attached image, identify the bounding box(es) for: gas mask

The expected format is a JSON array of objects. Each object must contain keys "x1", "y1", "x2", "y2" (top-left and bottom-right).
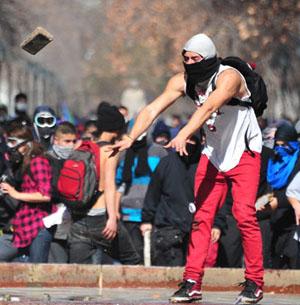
[{"x1": 6, "y1": 137, "x2": 29, "y2": 167}]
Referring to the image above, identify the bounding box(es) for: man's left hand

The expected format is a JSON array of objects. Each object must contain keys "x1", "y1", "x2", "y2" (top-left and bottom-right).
[{"x1": 164, "y1": 134, "x2": 190, "y2": 156}]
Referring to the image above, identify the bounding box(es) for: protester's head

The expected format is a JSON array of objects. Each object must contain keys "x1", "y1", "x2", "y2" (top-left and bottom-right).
[
  {"x1": 33, "y1": 105, "x2": 57, "y2": 146},
  {"x1": 52, "y1": 122, "x2": 77, "y2": 159},
  {"x1": 152, "y1": 120, "x2": 170, "y2": 145},
  {"x1": 97, "y1": 103, "x2": 125, "y2": 139},
  {"x1": 182, "y1": 33, "x2": 216, "y2": 64},
  {"x1": 14, "y1": 93, "x2": 28, "y2": 115},
  {"x1": 272, "y1": 124, "x2": 299, "y2": 161},
  {"x1": 6, "y1": 124, "x2": 43, "y2": 171},
  {"x1": 82, "y1": 120, "x2": 98, "y2": 141},
  {"x1": 274, "y1": 123, "x2": 298, "y2": 147},
  {"x1": 182, "y1": 34, "x2": 219, "y2": 101},
  {"x1": 97, "y1": 101, "x2": 111, "y2": 117}
]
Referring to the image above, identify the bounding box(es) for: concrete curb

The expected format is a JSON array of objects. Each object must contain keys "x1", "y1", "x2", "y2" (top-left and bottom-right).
[{"x1": 0, "y1": 264, "x2": 299, "y2": 293}]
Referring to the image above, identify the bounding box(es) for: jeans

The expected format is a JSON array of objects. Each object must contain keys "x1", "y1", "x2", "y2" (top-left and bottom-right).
[
  {"x1": 0, "y1": 228, "x2": 53, "y2": 263},
  {"x1": 0, "y1": 234, "x2": 18, "y2": 262},
  {"x1": 68, "y1": 214, "x2": 112, "y2": 264},
  {"x1": 112, "y1": 221, "x2": 141, "y2": 264},
  {"x1": 69, "y1": 215, "x2": 141, "y2": 264},
  {"x1": 28, "y1": 228, "x2": 54, "y2": 263}
]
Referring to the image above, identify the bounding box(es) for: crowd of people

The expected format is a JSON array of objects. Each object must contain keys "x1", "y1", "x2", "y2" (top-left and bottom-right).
[
  {"x1": 0, "y1": 92, "x2": 299, "y2": 270},
  {"x1": 0, "y1": 33, "x2": 300, "y2": 304}
]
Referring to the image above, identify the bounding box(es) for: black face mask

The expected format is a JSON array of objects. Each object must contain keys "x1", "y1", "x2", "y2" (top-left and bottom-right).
[
  {"x1": 184, "y1": 56, "x2": 220, "y2": 100},
  {"x1": 8, "y1": 147, "x2": 24, "y2": 166},
  {"x1": 38, "y1": 127, "x2": 55, "y2": 139}
]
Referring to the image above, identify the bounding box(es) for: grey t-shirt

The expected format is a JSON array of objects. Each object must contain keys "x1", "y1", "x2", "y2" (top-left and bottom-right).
[{"x1": 286, "y1": 171, "x2": 300, "y2": 201}]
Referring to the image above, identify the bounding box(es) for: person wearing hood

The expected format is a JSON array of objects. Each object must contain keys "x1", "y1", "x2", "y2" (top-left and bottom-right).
[
  {"x1": 33, "y1": 105, "x2": 57, "y2": 150},
  {"x1": 266, "y1": 124, "x2": 300, "y2": 268},
  {"x1": 110, "y1": 33, "x2": 264, "y2": 304}
]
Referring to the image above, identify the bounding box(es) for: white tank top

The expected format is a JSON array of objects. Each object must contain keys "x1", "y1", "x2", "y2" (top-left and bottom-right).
[{"x1": 186, "y1": 64, "x2": 262, "y2": 172}]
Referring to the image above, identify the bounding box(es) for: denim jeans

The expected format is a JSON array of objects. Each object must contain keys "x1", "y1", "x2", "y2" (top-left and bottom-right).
[
  {"x1": 0, "y1": 234, "x2": 18, "y2": 262},
  {"x1": 69, "y1": 215, "x2": 141, "y2": 264},
  {"x1": 0, "y1": 228, "x2": 53, "y2": 263},
  {"x1": 68, "y1": 214, "x2": 112, "y2": 264},
  {"x1": 28, "y1": 228, "x2": 54, "y2": 263}
]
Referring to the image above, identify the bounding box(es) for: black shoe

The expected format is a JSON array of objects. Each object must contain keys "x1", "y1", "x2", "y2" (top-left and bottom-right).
[
  {"x1": 169, "y1": 280, "x2": 202, "y2": 303},
  {"x1": 235, "y1": 279, "x2": 263, "y2": 304}
]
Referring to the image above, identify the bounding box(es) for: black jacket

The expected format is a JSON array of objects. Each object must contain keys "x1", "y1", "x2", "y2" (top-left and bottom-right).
[{"x1": 142, "y1": 152, "x2": 197, "y2": 233}]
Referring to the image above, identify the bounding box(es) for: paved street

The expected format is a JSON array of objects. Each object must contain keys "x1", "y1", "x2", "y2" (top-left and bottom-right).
[{"x1": 0, "y1": 287, "x2": 299, "y2": 305}]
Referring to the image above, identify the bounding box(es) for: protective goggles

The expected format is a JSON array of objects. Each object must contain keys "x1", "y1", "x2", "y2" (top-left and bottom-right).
[
  {"x1": 6, "y1": 137, "x2": 28, "y2": 148},
  {"x1": 34, "y1": 112, "x2": 57, "y2": 128}
]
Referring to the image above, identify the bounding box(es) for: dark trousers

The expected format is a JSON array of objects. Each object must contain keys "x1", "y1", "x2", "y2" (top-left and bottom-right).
[
  {"x1": 68, "y1": 214, "x2": 112, "y2": 264},
  {"x1": 217, "y1": 215, "x2": 273, "y2": 269},
  {"x1": 69, "y1": 215, "x2": 140, "y2": 264},
  {"x1": 111, "y1": 221, "x2": 141, "y2": 264},
  {"x1": 152, "y1": 226, "x2": 189, "y2": 266},
  {"x1": 48, "y1": 239, "x2": 69, "y2": 263},
  {"x1": 217, "y1": 215, "x2": 243, "y2": 268},
  {"x1": 123, "y1": 221, "x2": 144, "y2": 261}
]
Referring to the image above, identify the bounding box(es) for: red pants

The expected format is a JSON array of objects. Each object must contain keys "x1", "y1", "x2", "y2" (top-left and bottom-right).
[{"x1": 184, "y1": 151, "x2": 264, "y2": 288}]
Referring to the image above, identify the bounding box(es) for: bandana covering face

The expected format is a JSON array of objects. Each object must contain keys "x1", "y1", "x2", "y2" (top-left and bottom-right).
[
  {"x1": 52, "y1": 144, "x2": 74, "y2": 160},
  {"x1": 267, "y1": 141, "x2": 300, "y2": 189},
  {"x1": 184, "y1": 56, "x2": 220, "y2": 101}
]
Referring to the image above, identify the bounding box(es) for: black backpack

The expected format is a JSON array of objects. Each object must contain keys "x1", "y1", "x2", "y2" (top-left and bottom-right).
[{"x1": 213, "y1": 57, "x2": 268, "y2": 117}]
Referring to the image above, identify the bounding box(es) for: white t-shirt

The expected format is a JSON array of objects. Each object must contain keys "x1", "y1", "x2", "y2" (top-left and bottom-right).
[{"x1": 187, "y1": 64, "x2": 262, "y2": 172}]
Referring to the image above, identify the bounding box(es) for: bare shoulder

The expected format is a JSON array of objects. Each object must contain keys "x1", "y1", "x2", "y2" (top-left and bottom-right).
[
  {"x1": 165, "y1": 72, "x2": 185, "y2": 93},
  {"x1": 215, "y1": 68, "x2": 243, "y2": 95},
  {"x1": 217, "y1": 68, "x2": 241, "y2": 85}
]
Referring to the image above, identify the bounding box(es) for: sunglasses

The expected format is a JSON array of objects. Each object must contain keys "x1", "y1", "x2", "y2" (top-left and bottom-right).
[{"x1": 34, "y1": 116, "x2": 56, "y2": 128}]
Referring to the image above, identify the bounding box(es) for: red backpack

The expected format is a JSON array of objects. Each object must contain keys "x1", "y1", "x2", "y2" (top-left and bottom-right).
[{"x1": 49, "y1": 140, "x2": 101, "y2": 210}]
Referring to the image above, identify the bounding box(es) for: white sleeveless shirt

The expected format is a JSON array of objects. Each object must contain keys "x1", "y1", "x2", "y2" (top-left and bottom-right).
[{"x1": 187, "y1": 64, "x2": 262, "y2": 172}]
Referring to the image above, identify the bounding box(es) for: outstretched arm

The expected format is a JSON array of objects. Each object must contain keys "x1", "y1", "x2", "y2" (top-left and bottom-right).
[{"x1": 109, "y1": 72, "x2": 185, "y2": 152}]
